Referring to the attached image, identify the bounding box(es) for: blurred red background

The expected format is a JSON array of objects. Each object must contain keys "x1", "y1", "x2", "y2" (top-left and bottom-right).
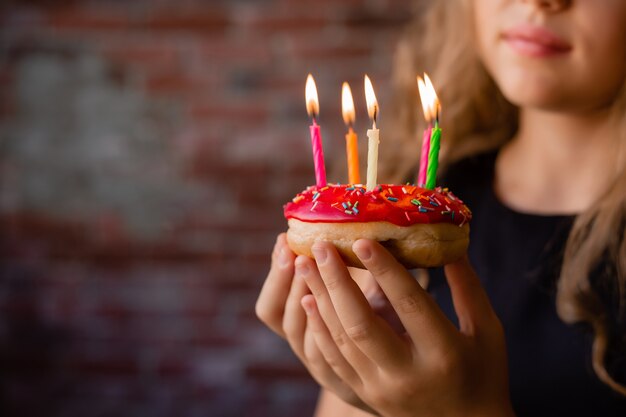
[{"x1": 0, "y1": 0, "x2": 413, "y2": 415}]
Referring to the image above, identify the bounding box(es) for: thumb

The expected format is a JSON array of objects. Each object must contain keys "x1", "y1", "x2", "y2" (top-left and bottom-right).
[{"x1": 444, "y1": 256, "x2": 496, "y2": 336}]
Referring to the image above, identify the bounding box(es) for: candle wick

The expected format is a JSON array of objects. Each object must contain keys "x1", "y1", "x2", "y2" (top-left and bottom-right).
[{"x1": 312, "y1": 115, "x2": 318, "y2": 126}]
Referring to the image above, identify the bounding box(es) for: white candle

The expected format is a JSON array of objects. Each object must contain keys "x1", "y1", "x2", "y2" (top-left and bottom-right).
[
  {"x1": 366, "y1": 122, "x2": 379, "y2": 191},
  {"x1": 364, "y1": 75, "x2": 379, "y2": 191}
]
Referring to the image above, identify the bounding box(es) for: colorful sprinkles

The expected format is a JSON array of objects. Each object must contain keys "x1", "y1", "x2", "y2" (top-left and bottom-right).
[{"x1": 284, "y1": 183, "x2": 472, "y2": 227}]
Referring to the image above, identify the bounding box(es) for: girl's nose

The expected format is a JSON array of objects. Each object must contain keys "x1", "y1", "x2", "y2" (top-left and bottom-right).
[{"x1": 521, "y1": 0, "x2": 571, "y2": 13}]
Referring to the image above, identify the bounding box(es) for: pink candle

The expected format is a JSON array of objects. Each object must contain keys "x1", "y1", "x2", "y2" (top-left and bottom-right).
[
  {"x1": 417, "y1": 75, "x2": 434, "y2": 187},
  {"x1": 305, "y1": 74, "x2": 327, "y2": 187},
  {"x1": 417, "y1": 125, "x2": 431, "y2": 187},
  {"x1": 310, "y1": 118, "x2": 327, "y2": 187}
]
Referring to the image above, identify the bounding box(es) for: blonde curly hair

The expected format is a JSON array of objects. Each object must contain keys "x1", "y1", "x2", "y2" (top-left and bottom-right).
[{"x1": 381, "y1": 0, "x2": 626, "y2": 395}]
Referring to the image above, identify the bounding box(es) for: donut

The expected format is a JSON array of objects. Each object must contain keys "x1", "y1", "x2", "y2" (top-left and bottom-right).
[{"x1": 284, "y1": 184, "x2": 471, "y2": 269}]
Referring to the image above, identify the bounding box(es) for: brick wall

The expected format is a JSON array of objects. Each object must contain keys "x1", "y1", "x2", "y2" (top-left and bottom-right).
[{"x1": 0, "y1": 1, "x2": 414, "y2": 416}]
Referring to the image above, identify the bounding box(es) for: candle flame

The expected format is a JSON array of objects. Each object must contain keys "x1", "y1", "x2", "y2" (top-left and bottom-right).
[
  {"x1": 305, "y1": 74, "x2": 319, "y2": 118},
  {"x1": 424, "y1": 73, "x2": 440, "y2": 122},
  {"x1": 364, "y1": 75, "x2": 378, "y2": 122},
  {"x1": 417, "y1": 76, "x2": 430, "y2": 122},
  {"x1": 341, "y1": 82, "x2": 356, "y2": 126}
]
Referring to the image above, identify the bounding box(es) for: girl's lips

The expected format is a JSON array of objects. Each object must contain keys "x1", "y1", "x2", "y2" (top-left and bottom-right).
[{"x1": 502, "y1": 25, "x2": 572, "y2": 57}]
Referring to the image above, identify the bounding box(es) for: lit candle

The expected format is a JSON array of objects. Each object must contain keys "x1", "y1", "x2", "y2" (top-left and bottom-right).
[
  {"x1": 342, "y1": 82, "x2": 360, "y2": 184},
  {"x1": 305, "y1": 74, "x2": 327, "y2": 187},
  {"x1": 417, "y1": 75, "x2": 432, "y2": 187},
  {"x1": 424, "y1": 75, "x2": 441, "y2": 190},
  {"x1": 364, "y1": 75, "x2": 379, "y2": 192}
]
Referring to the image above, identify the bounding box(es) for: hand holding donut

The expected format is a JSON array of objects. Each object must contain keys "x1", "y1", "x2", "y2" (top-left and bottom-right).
[
  {"x1": 299, "y1": 239, "x2": 515, "y2": 417},
  {"x1": 255, "y1": 234, "x2": 377, "y2": 414}
]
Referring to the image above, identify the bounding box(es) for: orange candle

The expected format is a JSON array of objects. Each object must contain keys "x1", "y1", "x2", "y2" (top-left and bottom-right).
[{"x1": 342, "y1": 82, "x2": 360, "y2": 184}]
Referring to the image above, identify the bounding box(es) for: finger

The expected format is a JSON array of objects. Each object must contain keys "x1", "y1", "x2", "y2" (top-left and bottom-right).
[
  {"x1": 353, "y1": 239, "x2": 457, "y2": 346},
  {"x1": 255, "y1": 233, "x2": 295, "y2": 337},
  {"x1": 297, "y1": 255, "x2": 373, "y2": 375},
  {"x1": 312, "y1": 242, "x2": 411, "y2": 370},
  {"x1": 301, "y1": 295, "x2": 362, "y2": 388},
  {"x1": 282, "y1": 260, "x2": 312, "y2": 360},
  {"x1": 444, "y1": 256, "x2": 498, "y2": 336},
  {"x1": 302, "y1": 319, "x2": 346, "y2": 387}
]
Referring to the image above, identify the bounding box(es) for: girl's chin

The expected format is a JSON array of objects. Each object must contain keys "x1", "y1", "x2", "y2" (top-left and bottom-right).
[
  {"x1": 498, "y1": 82, "x2": 574, "y2": 111},
  {"x1": 489, "y1": 66, "x2": 574, "y2": 107}
]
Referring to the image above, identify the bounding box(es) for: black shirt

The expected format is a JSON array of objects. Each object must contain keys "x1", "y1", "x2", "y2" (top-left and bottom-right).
[{"x1": 428, "y1": 152, "x2": 626, "y2": 416}]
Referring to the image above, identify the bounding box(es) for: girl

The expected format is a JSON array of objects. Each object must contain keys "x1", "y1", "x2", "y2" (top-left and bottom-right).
[{"x1": 256, "y1": 0, "x2": 626, "y2": 415}]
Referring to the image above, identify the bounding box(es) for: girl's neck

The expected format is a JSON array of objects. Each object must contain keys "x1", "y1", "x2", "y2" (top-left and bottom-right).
[{"x1": 495, "y1": 107, "x2": 616, "y2": 215}]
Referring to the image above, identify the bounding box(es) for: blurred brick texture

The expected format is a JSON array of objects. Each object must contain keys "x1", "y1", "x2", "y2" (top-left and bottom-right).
[{"x1": 0, "y1": 0, "x2": 413, "y2": 416}]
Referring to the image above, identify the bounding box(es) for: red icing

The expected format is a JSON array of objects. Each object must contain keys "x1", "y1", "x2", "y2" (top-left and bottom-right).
[{"x1": 284, "y1": 184, "x2": 472, "y2": 227}]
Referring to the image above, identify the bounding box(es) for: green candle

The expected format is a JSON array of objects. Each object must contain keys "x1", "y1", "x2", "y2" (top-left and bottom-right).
[{"x1": 425, "y1": 121, "x2": 441, "y2": 189}]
